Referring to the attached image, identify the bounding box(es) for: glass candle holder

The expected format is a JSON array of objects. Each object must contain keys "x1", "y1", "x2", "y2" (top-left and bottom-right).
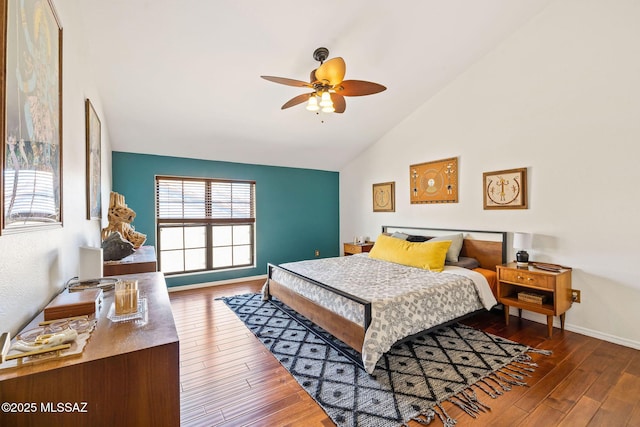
[{"x1": 115, "y1": 280, "x2": 139, "y2": 315}]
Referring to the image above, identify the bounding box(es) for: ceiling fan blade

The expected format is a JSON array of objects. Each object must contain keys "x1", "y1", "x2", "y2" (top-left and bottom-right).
[
  {"x1": 330, "y1": 93, "x2": 346, "y2": 113},
  {"x1": 315, "y1": 57, "x2": 346, "y2": 86},
  {"x1": 281, "y1": 93, "x2": 313, "y2": 110},
  {"x1": 336, "y1": 80, "x2": 387, "y2": 96},
  {"x1": 261, "y1": 76, "x2": 312, "y2": 88},
  {"x1": 310, "y1": 69, "x2": 317, "y2": 83}
]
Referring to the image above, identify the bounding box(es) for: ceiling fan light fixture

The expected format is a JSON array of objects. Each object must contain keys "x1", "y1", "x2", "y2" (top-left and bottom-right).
[
  {"x1": 306, "y1": 96, "x2": 319, "y2": 111},
  {"x1": 261, "y1": 47, "x2": 386, "y2": 114},
  {"x1": 319, "y1": 91, "x2": 333, "y2": 108}
]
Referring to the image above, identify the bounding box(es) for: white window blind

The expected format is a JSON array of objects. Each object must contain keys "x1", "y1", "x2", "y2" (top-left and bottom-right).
[
  {"x1": 156, "y1": 177, "x2": 255, "y2": 222},
  {"x1": 4, "y1": 169, "x2": 58, "y2": 221}
]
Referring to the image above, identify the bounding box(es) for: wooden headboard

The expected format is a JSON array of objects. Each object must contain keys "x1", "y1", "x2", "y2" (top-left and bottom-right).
[{"x1": 381, "y1": 226, "x2": 507, "y2": 271}]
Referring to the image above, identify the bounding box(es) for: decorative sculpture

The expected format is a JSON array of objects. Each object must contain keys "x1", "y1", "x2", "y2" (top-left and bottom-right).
[
  {"x1": 102, "y1": 232, "x2": 135, "y2": 261},
  {"x1": 101, "y1": 192, "x2": 146, "y2": 261}
]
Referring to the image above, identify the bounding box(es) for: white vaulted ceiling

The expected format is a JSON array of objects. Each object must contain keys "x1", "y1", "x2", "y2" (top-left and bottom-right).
[{"x1": 76, "y1": 0, "x2": 553, "y2": 171}]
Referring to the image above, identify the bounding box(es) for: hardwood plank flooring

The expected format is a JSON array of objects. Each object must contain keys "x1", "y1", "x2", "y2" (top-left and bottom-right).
[{"x1": 170, "y1": 281, "x2": 640, "y2": 426}]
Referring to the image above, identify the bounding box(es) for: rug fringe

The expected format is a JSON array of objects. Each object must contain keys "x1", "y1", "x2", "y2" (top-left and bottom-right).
[
  {"x1": 421, "y1": 348, "x2": 554, "y2": 426},
  {"x1": 404, "y1": 403, "x2": 459, "y2": 427},
  {"x1": 461, "y1": 389, "x2": 491, "y2": 412},
  {"x1": 404, "y1": 409, "x2": 436, "y2": 425},
  {"x1": 475, "y1": 379, "x2": 501, "y2": 397},
  {"x1": 435, "y1": 403, "x2": 457, "y2": 427},
  {"x1": 502, "y1": 364, "x2": 533, "y2": 378},
  {"x1": 493, "y1": 371, "x2": 529, "y2": 387},
  {"x1": 528, "y1": 347, "x2": 553, "y2": 356}
]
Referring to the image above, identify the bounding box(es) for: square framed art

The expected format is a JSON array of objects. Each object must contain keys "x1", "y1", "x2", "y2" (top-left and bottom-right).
[{"x1": 483, "y1": 167, "x2": 527, "y2": 209}]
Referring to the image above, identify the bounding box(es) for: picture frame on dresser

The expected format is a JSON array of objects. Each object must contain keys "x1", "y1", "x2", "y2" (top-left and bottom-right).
[
  {"x1": 1, "y1": 0, "x2": 63, "y2": 234},
  {"x1": 85, "y1": 99, "x2": 101, "y2": 220},
  {"x1": 483, "y1": 167, "x2": 528, "y2": 210}
]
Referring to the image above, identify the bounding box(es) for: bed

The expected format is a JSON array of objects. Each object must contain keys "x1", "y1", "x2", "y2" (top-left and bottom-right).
[{"x1": 263, "y1": 226, "x2": 507, "y2": 373}]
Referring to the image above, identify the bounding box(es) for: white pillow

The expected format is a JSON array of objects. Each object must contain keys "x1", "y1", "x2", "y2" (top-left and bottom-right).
[
  {"x1": 429, "y1": 233, "x2": 464, "y2": 263},
  {"x1": 390, "y1": 232, "x2": 409, "y2": 240}
]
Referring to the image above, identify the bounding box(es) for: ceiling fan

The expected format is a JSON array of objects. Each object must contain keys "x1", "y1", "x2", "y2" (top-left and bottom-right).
[{"x1": 261, "y1": 47, "x2": 386, "y2": 114}]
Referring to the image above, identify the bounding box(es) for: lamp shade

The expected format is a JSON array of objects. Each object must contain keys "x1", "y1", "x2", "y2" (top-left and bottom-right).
[
  {"x1": 305, "y1": 96, "x2": 319, "y2": 111},
  {"x1": 319, "y1": 91, "x2": 333, "y2": 107},
  {"x1": 79, "y1": 246, "x2": 103, "y2": 280},
  {"x1": 513, "y1": 232, "x2": 533, "y2": 250}
]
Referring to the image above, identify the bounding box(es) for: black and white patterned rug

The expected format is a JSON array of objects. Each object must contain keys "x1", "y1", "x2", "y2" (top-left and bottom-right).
[{"x1": 220, "y1": 293, "x2": 549, "y2": 427}]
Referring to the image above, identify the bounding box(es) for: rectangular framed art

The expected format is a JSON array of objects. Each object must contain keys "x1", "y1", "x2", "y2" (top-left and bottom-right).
[
  {"x1": 1, "y1": 0, "x2": 63, "y2": 234},
  {"x1": 410, "y1": 157, "x2": 458, "y2": 204},
  {"x1": 483, "y1": 167, "x2": 528, "y2": 209},
  {"x1": 85, "y1": 99, "x2": 101, "y2": 219},
  {"x1": 372, "y1": 181, "x2": 395, "y2": 212}
]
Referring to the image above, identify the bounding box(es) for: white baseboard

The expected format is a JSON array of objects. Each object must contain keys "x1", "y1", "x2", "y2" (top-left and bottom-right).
[
  {"x1": 509, "y1": 307, "x2": 640, "y2": 351},
  {"x1": 168, "y1": 274, "x2": 267, "y2": 293}
]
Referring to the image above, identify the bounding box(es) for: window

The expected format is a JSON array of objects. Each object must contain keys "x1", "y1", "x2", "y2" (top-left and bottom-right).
[{"x1": 155, "y1": 176, "x2": 256, "y2": 275}]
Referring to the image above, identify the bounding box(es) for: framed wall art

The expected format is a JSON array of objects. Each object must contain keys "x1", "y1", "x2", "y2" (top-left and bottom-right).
[
  {"x1": 1, "y1": 0, "x2": 63, "y2": 234},
  {"x1": 372, "y1": 181, "x2": 395, "y2": 212},
  {"x1": 410, "y1": 157, "x2": 458, "y2": 204},
  {"x1": 483, "y1": 167, "x2": 528, "y2": 209},
  {"x1": 86, "y1": 99, "x2": 101, "y2": 219}
]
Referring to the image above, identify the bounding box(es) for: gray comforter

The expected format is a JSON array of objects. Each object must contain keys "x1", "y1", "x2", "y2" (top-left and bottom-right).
[{"x1": 265, "y1": 254, "x2": 497, "y2": 373}]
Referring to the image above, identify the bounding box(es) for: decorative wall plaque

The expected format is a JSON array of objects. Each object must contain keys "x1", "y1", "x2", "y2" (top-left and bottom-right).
[
  {"x1": 372, "y1": 181, "x2": 395, "y2": 212},
  {"x1": 410, "y1": 157, "x2": 458, "y2": 204},
  {"x1": 483, "y1": 167, "x2": 527, "y2": 209}
]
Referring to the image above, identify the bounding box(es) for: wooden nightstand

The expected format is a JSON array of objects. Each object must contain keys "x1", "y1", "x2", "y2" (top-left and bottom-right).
[
  {"x1": 496, "y1": 262, "x2": 572, "y2": 337},
  {"x1": 343, "y1": 242, "x2": 375, "y2": 256}
]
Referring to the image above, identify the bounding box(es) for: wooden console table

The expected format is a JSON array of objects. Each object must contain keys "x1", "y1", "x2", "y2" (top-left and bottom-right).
[
  {"x1": 103, "y1": 245, "x2": 157, "y2": 276},
  {"x1": 0, "y1": 272, "x2": 180, "y2": 426}
]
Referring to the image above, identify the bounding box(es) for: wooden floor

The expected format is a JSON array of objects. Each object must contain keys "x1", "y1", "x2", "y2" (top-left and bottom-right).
[{"x1": 169, "y1": 281, "x2": 640, "y2": 427}]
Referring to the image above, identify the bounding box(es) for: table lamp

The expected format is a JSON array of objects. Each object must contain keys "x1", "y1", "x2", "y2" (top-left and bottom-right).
[{"x1": 513, "y1": 232, "x2": 533, "y2": 267}]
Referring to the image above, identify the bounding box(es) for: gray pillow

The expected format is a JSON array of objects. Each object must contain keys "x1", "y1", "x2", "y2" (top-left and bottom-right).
[
  {"x1": 429, "y1": 233, "x2": 464, "y2": 262},
  {"x1": 390, "y1": 232, "x2": 409, "y2": 240},
  {"x1": 445, "y1": 256, "x2": 480, "y2": 269}
]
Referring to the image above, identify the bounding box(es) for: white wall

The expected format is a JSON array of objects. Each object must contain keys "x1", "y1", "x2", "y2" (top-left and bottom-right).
[
  {"x1": 0, "y1": 1, "x2": 112, "y2": 335},
  {"x1": 340, "y1": 0, "x2": 640, "y2": 348}
]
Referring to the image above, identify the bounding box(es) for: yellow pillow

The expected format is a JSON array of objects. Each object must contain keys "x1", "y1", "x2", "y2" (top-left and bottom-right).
[{"x1": 368, "y1": 234, "x2": 452, "y2": 272}]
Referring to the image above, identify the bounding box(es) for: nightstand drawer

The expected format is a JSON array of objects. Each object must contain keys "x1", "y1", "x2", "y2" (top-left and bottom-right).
[
  {"x1": 500, "y1": 269, "x2": 554, "y2": 289},
  {"x1": 343, "y1": 242, "x2": 374, "y2": 256}
]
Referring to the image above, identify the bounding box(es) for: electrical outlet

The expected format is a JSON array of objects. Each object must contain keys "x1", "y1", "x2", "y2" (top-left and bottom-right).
[
  {"x1": 314, "y1": 249, "x2": 320, "y2": 257},
  {"x1": 571, "y1": 289, "x2": 581, "y2": 303}
]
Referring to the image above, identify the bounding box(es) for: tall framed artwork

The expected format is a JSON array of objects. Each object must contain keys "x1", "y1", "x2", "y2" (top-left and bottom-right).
[
  {"x1": 410, "y1": 157, "x2": 458, "y2": 204},
  {"x1": 483, "y1": 167, "x2": 528, "y2": 209},
  {"x1": 1, "y1": 0, "x2": 63, "y2": 234},
  {"x1": 85, "y1": 99, "x2": 101, "y2": 220},
  {"x1": 372, "y1": 181, "x2": 395, "y2": 212}
]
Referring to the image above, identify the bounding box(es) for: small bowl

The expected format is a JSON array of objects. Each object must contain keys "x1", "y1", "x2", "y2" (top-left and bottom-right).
[{"x1": 16, "y1": 326, "x2": 48, "y2": 345}]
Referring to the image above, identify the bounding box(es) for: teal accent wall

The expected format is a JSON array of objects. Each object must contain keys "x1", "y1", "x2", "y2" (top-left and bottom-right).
[{"x1": 112, "y1": 152, "x2": 339, "y2": 287}]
